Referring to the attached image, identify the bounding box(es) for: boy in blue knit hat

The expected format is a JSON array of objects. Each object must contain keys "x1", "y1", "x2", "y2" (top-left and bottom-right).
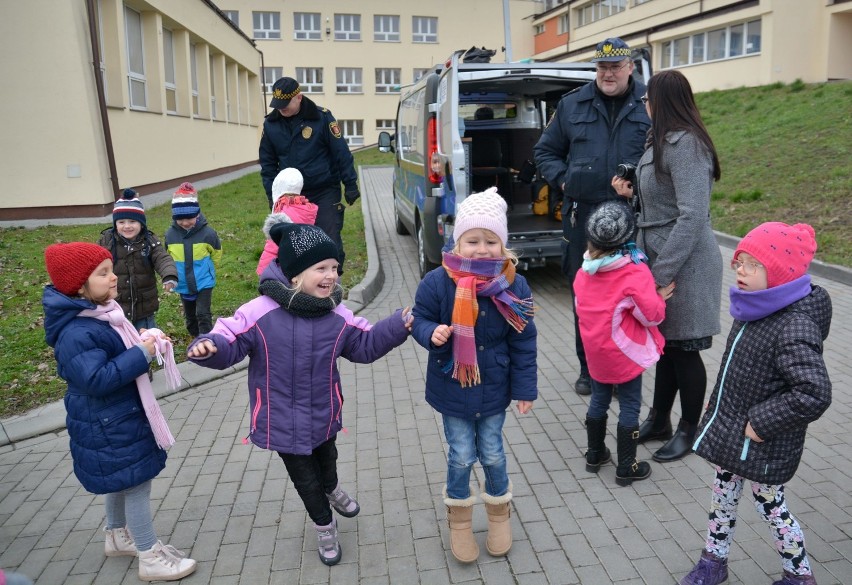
[
  {"x1": 97, "y1": 188, "x2": 178, "y2": 330},
  {"x1": 165, "y1": 182, "x2": 222, "y2": 336}
]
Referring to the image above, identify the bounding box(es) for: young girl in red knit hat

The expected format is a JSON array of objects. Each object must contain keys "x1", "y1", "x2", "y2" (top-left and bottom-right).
[
  {"x1": 42, "y1": 242, "x2": 196, "y2": 582},
  {"x1": 681, "y1": 222, "x2": 832, "y2": 585}
]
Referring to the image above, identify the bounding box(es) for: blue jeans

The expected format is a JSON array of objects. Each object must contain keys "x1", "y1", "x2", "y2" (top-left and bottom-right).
[
  {"x1": 587, "y1": 374, "x2": 642, "y2": 427},
  {"x1": 105, "y1": 479, "x2": 157, "y2": 551},
  {"x1": 132, "y1": 314, "x2": 156, "y2": 331},
  {"x1": 442, "y1": 412, "x2": 509, "y2": 499}
]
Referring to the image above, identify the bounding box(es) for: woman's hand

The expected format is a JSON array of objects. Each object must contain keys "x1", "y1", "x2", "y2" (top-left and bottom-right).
[
  {"x1": 657, "y1": 282, "x2": 676, "y2": 300},
  {"x1": 516, "y1": 400, "x2": 534, "y2": 415},
  {"x1": 745, "y1": 421, "x2": 763, "y2": 442},
  {"x1": 611, "y1": 175, "x2": 634, "y2": 199},
  {"x1": 187, "y1": 340, "x2": 217, "y2": 358},
  {"x1": 431, "y1": 324, "x2": 453, "y2": 347}
]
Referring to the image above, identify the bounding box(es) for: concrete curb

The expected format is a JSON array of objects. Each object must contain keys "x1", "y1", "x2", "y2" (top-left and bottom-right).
[{"x1": 0, "y1": 165, "x2": 386, "y2": 449}]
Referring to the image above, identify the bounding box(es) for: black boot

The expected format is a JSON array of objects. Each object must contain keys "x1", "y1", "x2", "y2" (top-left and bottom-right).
[
  {"x1": 637, "y1": 408, "x2": 672, "y2": 444},
  {"x1": 652, "y1": 419, "x2": 697, "y2": 462},
  {"x1": 584, "y1": 417, "x2": 611, "y2": 473},
  {"x1": 615, "y1": 425, "x2": 651, "y2": 486}
]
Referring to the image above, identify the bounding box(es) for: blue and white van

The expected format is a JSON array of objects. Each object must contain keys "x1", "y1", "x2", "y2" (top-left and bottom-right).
[{"x1": 379, "y1": 49, "x2": 650, "y2": 277}]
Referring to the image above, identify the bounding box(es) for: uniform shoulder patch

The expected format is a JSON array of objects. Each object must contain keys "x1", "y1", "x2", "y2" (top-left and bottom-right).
[
  {"x1": 329, "y1": 121, "x2": 342, "y2": 139},
  {"x1": 321, "y1": 107, "x2": 328, "y2": 113}
]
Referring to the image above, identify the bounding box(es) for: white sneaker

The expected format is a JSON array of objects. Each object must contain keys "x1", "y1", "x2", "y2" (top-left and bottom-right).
[
  {"x1": 137, "y1": 541, "x2": 197, "y2": 582},
  {"x1": 104, "y1": 526, "x2": 136, "y2": 557}
]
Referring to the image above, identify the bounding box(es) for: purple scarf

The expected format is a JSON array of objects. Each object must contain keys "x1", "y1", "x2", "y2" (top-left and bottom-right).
[{"x1": 729, "y1": 275, "x2": 812, "y2": 322}]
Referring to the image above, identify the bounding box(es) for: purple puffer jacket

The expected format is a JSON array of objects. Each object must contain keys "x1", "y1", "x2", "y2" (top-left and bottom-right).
[{"x1": 189, "y1": 262, "x2": 410, "y2": 454}]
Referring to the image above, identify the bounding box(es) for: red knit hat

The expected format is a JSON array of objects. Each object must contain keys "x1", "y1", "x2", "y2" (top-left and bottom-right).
[
  {"x1": 735, "y1": 222, "x2": 817, "y2": 288},
  {"x1": 44, "y1": 242, "x2": 113, "y2": 296}
]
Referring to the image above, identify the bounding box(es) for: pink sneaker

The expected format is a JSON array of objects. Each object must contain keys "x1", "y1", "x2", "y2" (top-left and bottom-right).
[{"x1": 326, "y1": 483, "x2": 360, "y2": 517}]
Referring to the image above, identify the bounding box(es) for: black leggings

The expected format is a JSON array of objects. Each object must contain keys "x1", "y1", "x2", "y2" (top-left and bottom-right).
[
  {"x1": 652, "y1": 348, "x2": 707, "y2": 425},
  {"x1": 278, "y1": 437, "x2": 339, "y2": 526}
]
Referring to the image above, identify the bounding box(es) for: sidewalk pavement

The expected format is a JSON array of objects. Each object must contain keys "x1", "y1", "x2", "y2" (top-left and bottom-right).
[{"x1": 0, "y1": 167, "x2": 850, "y2": 584}]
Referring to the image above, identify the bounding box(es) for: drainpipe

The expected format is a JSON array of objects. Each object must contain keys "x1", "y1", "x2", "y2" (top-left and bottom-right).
[{"x1": 85, "y1": 0, "x2": 121, "y2": 200}]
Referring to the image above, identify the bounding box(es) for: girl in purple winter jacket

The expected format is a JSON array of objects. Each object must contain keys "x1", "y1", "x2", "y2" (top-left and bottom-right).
[{"x1": 188, "y1": 223, "x2": 412, "y2": 566}]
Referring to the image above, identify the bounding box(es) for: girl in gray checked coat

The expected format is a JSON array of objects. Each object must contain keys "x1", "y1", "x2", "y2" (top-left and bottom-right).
[{"x1": 679, "y1": 222, "x2": 832, "y2": 585}]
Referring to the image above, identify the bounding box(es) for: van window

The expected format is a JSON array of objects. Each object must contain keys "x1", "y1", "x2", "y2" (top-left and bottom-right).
[
  {"x1": 398, "y1": 87, "x2": 426, "y2": 164},
  {"x1": 460, "y1": 103, "x2": 517, "y2": 121}
]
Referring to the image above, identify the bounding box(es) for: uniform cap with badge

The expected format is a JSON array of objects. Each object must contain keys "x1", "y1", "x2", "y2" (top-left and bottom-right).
[
  {"x1": 269, "y1": 77, "x2": 301, "y2": 109},
  {"x1": 591, "y1": 37, "x2": 632, "y2": 62}
]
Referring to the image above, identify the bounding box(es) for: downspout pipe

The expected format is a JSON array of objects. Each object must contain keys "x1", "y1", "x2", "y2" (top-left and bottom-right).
[{"x1": 85, "y1": 0, "x2": 121, "y2": 200}]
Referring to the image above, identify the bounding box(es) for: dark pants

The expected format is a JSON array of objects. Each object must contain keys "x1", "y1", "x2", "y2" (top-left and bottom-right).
[
  {"x1": 278, "y1": 437, "x2": 339, "y2": 526},
  {"x1": 652, "y1": 348, "x2": 708, "y2": 425},
  {"x1": 181, "y1": 287, "x2": 213, "y2": 337},
  {"x1": 307, "y1": 185, "x2": 346, "y2": 274},
  {"x1": 561, "y1": 198, "x2": 594, "y2": 376}
]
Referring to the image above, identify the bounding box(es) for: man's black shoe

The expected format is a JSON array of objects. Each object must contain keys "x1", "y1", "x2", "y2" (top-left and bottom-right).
[{"x1": 574, "y1": 373, "x2": 592, "y2": 396}]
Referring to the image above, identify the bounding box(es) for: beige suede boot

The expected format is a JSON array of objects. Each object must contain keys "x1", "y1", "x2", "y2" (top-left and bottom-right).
[
  {"x1": 104, "y1": 526, "x2": 136, "y2": 557},
  {"x1": 443, "y1": 487, "x2": 479, "y2": 563},
  {"x1": 480, "y1": 489, "x2": 513, "y2": 556}
]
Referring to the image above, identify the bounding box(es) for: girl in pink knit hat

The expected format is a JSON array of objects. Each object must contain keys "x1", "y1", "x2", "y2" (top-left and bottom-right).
[{"x1": 681, "y1": 222, "x2": 832, "y2": 585}]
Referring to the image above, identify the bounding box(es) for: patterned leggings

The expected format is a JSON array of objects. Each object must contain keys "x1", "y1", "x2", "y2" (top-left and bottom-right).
[{"x1": 705, "y1": 467, "x2": 812, "y2": 576}]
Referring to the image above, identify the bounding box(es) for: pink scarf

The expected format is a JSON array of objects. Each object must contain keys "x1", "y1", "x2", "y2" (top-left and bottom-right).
[{"x1": 77, "y1": 300, "x2": 179, "y2": 449}]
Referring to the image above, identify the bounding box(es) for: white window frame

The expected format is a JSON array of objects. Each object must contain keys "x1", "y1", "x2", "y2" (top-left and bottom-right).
[
  {"x1": 341, "y1": 120, "x2": 364, "y2": 146},
  {"x1": 376, "y1": 119, "x2": 395, "y2": 130},
  {"x1": 294, "y1": 12, "x2": 321, "y2": 40},
  {"x1": 534, "y1": 24, "x2": 545, "y2": 36},
  {"x1": 296, "y1": 67, "x2": 323, "y2": 93},
  {"x1": 222, "y1": 10, "x2": 239, "y2": 27},
  {"x1": 374, "y1": 15, "x2": 400, "y2": 42},
  {"x1": 209, "y1": 56, "x2": 217, "y2": 118},
  {"x1": 375, "y1": 68, "x2": 401, "y2": 93},
  {"x1": 96, "y1": 0, "x2": 107, "y2": 101},
  {"x1": 336, "y1": 68, "x2": 362, "y2": 93},
  {"x1": 190, "y1": 43, "x2": 199, "y2": 116},
  {"x1": 576, "y1": 0, "x2": 626, "y2": 27},
  {"x1": 125, "y1": 6, "x2": 146, "y2": 109},
  {"x1": 162, "y1": 27, "x2": 177, "y2": 114},
  {"x1": 253, "y1": 11, "x2": 281, "y2": 40},
  {"x1": 557, "y1": 14, "x2": 569, "y2": 35},
  {"x1": 412, "y1": 16, "x2": 437, "y2": 43},
  {"x1": 661, "y1": 19, "x2": 761, "y2": 69},
  {"x1": 334, "y1": 14, "x2": 361, "y2": 41},
  {"x1": 262, "y1": 67, "x2": 282, "y2": 93}
]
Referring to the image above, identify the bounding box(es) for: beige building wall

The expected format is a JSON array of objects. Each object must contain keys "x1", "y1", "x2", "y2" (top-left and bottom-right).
[
  {"x1": 0, "y1": 0, "x2": 263, "y2": 220},
  {"x1": 221, "y1": 0, "x2": 540, "y2": 148}
]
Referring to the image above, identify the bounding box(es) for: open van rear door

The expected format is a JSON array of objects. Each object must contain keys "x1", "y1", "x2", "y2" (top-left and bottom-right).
[{"x1": 436, "y1": 51, "x2": 467, "y2": 211}]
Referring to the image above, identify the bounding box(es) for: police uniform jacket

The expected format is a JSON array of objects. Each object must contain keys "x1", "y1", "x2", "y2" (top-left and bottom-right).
[
  {"x1": 259, "y1": 96, "x2": 358, "y2": 197},
  {"x1": 693, "y1": 285, "x2": 832, "y2": 484}
]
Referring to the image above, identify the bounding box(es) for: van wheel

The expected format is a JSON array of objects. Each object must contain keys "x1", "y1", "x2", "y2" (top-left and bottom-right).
[
  {"x1": 416, "y1": 221, "x2": 438, "y2": 278},
  {"x1": 394, "y1": 200, "x2": 409, "y2": 235}
]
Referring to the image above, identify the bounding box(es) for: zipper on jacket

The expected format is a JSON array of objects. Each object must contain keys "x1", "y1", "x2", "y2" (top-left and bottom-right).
[
  {"x1": 243, "y1": 387, "x2": 262, "y2": 445},
  {"x1": 692, "y1": 323, "x2": 747, "y2": 451},
  {"x1": 333, "y1": 382, "x2": 347, "y2": 434}
]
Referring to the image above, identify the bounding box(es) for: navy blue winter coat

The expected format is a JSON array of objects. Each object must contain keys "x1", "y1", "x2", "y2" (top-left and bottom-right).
[
  {"x1": 411, "y1": 267, "x2": 538, "y2": 420},
  {"x1": 188, "y1": 261, "x2": 410, "y2": 455},
  {"x1": 42, "y1": 286, "x2": 166, "y2": 495}
]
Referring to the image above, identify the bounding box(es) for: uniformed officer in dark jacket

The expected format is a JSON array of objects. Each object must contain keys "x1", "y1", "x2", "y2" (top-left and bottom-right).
[
  {"x1": 259, "y1": 77, "x2": 360, "y2": 272},
  {"x1": 533, "y1": 37, "x2": 650, "y2": 395}
]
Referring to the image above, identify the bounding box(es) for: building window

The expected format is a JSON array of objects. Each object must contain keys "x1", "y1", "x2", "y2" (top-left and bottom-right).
[
  {"x1": 341, "y1": 120, "x2": 364, "y2": 146},
  {"x1": 262, "y1": 67, "x2": 282, "y2": 93},
  {"x1": 534, "y1": 24, "x2": 545, "y2": 36},
  {"x1": 633, "y1": 0, "x2": 652, "y2": 5},
  {"x1": 162, "y1": 27, "x2": 177, "y2": 113},
  {"x1": 543, "y1": 0, "x2": 568, "y2": 9},
  {"x1": 336, "y1": 68, "x2": 363, "y2": 93},
  {"x1": 375, "y1": 68, "x2": 401, "y2": 93},
  {"x1": 557, "y1": 14, "x2": 569, "y2": 35},
  {"x1": 374, "y1": 15, "x2": 400, "y2": 42},
  {"x1": 124, "y1": 6, "x2": 146, "y2": 109},
  {"x1": 294, "y1": 12, "x2": 321, "y2": 40},
  {"x1": 412, "y1": 16, "x2": 437, "y2": 43},
  {"x1": 222, "y1": 10, "x2": 239, "y2": 27},
  {"x1": 661, "y1": 19, "x2": 762, "y2": 69},
  {"x1": 190, "y1": 43, "x2": 199, "y2": 116},
  {"x1": 296, "y1": 67, "x2": 323, "y2": 93},
  {"x1": 334, "y1": 14, "x2": 361, "y2": 41},
  {"x1": 253, "y1": 12, "x2": 280, "y2": 39},
  {"x1": 413, "y1": 68, "x2": 430, "y2": 82},
  {"x1": 210, "y1": 56, "x2": 217, "y2": 118},
  {"x1": 376, "y1": 119, "x2": 395, "y2": 130},
  {"x1": 576, "y1": 0, "x2": 626, "y2": 27}
]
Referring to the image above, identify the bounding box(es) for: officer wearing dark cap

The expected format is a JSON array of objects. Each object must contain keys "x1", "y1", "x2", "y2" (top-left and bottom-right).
[
  {"x1": 259, "y1": 77, "x2": 360, "y2": 273},
  {"x1": 533, "y1": 37, "x2": 650, "y2": 396}
]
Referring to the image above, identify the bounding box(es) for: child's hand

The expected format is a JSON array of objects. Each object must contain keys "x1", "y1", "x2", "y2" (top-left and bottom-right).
[
  {"x1": 163, "y1": 281, "x2": 176, "y2": 293},
  {"x1": 516, "y1": 400, "x2": 534, "y2": 415},
  {"x1": 657, "y1": 282, "x2": 675, "y2": 300},
  {"x1": 140, "y1": 336, "x2": 157, "y2": 357},
  {"x1": 401, "y1": 306, "x2": 414, "y2": 331},
  {"x1": 745, "y1": 421, "x2": 763, "y2": 442},
  {"x1": 188, "y1": 340, "x2": 217, "y2": 358},
  {"x1": 431, "y1": 324, "x2": 453, "y2": 346}
]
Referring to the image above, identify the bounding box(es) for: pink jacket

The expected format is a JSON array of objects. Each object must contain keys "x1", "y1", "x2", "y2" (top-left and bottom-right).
[
  {"x1": 573, "y1": 257, "x2": 666, "y2": 384},
  {"x1": 256, "y1": 196, "x2": 319, "y2": 275}
]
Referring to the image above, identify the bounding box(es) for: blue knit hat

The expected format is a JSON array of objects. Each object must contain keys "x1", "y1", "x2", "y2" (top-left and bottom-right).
[
  {"x1": 113, "y1": 188, "x2": 146, "y2": 227},
  {"x1": 172, "y1": 182, "x2": 201, "y2": 220}
]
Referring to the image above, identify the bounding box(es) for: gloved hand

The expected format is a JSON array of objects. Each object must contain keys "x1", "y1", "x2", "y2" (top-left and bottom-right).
[{"x1": 344, "y1": 188, "x2": 360, "y2": 206}]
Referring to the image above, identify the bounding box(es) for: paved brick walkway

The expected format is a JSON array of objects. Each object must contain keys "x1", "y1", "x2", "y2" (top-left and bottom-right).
[{"x1": 0, "y1": 167, "x2": 850, "y2": 584}]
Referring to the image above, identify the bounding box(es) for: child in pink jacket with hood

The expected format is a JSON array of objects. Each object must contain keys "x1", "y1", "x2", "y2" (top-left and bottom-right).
[
  {"x1": 256, "y1": 168, "x2": 319, "y2": 275},
  {"x1": 573, "y1": 201, "x2": 672, "y2": 487}
]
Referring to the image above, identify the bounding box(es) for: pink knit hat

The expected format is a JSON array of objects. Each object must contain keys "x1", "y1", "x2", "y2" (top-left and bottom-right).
[
  {"x1": 735, "y1": 222, "x2": 817, "y2": 288},
  {"x1": 453, "y1": 187, "x2": 508, "y2": 245}
]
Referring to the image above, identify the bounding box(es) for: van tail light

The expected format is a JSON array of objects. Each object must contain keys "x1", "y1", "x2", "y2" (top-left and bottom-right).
[{"x1": 427, "y1": 116, "x2": 440, "y2": 184}]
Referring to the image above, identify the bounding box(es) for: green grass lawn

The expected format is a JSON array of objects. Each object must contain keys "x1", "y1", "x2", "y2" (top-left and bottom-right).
[{"x1": 0, "y1": 80, "x2": 849, "y2": 418}]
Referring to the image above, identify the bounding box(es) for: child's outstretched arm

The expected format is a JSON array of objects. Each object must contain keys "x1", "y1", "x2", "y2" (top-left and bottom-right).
[{"x1": 341, "y1": 307, "x2": 411, "y2": 364}]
